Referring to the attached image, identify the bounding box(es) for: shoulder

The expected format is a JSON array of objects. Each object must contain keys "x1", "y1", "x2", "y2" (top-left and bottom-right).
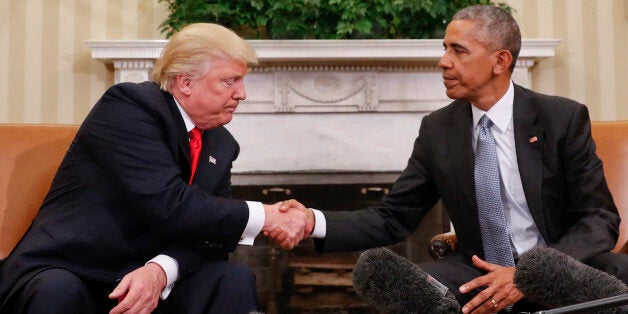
[
  {"x1": 514, "y1": 84, "x2": 589, "y2": 126},
  {"x1": 516, "y1": 85, "x2": 585, "y2": 113},
  {"x1": 209, "y1": 126, "x2": 238, "y2": 144},
  {"x1": 104, "y1": 81, "x2": 166, "y2": 102},
  {"x1": 82, "y1": 81, "x2": 179, "y2": 137},
  {"x1": 431, "y1": 98, "x2": 468, "y2": 117},
  {"x1": 95, "y1": 81, "x2": 173, "y2": 116},
  {"x1": 421, "y1": 98, "x2": 469, "y2": 127}
]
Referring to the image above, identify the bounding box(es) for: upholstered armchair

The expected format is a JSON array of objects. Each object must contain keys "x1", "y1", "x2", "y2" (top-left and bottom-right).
[
  {"x1": 0, "y1": 124, "x2": 79, "y2": 262},
  {"x1": 428, "y1": 121, "x2": 628, "y2": 260}
]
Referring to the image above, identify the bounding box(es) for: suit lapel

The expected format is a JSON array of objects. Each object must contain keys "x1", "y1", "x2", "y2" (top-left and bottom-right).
[
  {"x1": 200, "y1": 129, "x2": 218, "y2": 168},
  {"x1": 512, "y1": 85, "x2": 546, "y2": 233},
  {"x1": 448, "y1": 101, "x2": 476, "y2": 209},
  {"x1": 163, "y1": 91, "x2": 194, "y2": 175}
]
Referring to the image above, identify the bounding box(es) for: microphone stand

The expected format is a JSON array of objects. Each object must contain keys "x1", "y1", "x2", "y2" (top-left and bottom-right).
[{"x1": 530, "y1": 294, "x2": 628, "y2": 314}]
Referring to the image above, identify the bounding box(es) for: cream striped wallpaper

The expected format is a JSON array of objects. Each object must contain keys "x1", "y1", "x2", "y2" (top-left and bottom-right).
[
  {"x1": 506, "y1": 0, "x2": 628, "y2": 120},
  {"x1": 0, "y1": 0, "x2": 626, "y2": 124},
  {"x1": 0, "y1": 0, "x2": 168, "y2": 124}
]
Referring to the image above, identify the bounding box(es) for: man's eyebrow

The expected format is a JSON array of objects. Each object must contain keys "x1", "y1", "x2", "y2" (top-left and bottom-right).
[
  {"x1": 222, "y1": 73, "x2": 243, "y2": 80},
  {"x1": 447, "y1": 42, "x2": 468, "y2": 51}
]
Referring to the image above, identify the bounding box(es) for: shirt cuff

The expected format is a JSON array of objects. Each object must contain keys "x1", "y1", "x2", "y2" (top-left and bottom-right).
[
  {"x1": 240, "y1": 201, "x2": 265, "y2": 245},
  {"x1": 311, "y1": 208, "x2": 326, "y2": 238},
  {"x1": 147, "y1": 254, "x2": 179, "y2": 299}
]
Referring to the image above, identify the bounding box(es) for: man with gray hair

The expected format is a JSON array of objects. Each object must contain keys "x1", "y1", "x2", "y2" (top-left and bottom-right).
[
  {"x1": 0, "y1": 23, "x2": 308, "y2": 313},
  {"x1": 277, "y1": 5, "x2": 627, "y2": 313}
]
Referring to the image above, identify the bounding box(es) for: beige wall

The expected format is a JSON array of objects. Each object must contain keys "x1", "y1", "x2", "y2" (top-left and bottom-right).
[
  {"x1": 506, "y1": 0, "x2": 628, "y2": 120},
  {"x1": 1, "y1": 0, "x2": 626, "y2": 124},
  {"x1": 0, "y1": 0, "x2": 168, "y2": 124}
]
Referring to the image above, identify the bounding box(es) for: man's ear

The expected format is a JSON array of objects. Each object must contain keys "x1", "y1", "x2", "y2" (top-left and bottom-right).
[
  {"x1": 174, "y1": 75, "x2": 193, "y2": 96},
  {"x1": 493, "y1": 50, "x2": 513, "y2": 75}
]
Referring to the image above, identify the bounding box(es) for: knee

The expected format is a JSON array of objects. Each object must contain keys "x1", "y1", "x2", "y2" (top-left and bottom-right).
[
  {"x1": 219, "y1": 263, "x2": 257, "y2": 289},
  {"x1": 587, "y1": 252, "x2": 628, "y2": 285},
  {"x1": 16, "y1": 268, "x2": 95, "y2": 313},
  {"x1": 25, "y1": 268, "x2": 88, "y2": 300}
]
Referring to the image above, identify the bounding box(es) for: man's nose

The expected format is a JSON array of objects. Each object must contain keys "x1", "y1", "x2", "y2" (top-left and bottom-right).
[
  {"x1": 234, "y1": 83, "x2": 246, "y2": 100},
  {"x1": 438, "y1": 52, "x2": 451, "y2": 69}
]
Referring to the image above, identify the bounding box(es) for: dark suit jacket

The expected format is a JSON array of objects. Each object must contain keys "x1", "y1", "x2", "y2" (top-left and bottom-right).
[
  {"x1": 0, "y1": 81, "x2": 249, "y2": 305},
  {"x1": 316, "y1": 84, "x2": 620, "y2": 263}
]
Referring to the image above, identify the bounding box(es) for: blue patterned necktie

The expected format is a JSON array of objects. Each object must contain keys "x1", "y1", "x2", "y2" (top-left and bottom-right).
[{"x1": 474, "y1": 115, "x2": 515, "y2": 268}]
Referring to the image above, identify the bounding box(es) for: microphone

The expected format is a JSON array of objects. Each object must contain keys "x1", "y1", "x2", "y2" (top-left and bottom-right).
[
  {"x1": 530, "y1": 294, "x2": 628, "y2": 314},
  {"x1": 514, "y1": 246, "x2": 628, "y2": 312},
  {"x1": 352, "y1": 247, "x2": 460, "y2": 314}
]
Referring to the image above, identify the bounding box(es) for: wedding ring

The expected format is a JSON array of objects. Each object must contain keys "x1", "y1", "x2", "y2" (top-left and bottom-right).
[{"x1": 490, "y1": 298, "x2": 498, "y2": 308}]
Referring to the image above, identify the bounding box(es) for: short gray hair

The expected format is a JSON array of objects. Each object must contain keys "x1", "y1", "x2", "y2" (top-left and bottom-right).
[{"x1": 452, "y1": 5, "x2": 521, "y2": 72}]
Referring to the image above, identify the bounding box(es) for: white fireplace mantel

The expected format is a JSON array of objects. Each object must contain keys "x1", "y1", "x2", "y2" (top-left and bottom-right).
[
  {"x1": 85, "y1": 39, "x2": 560, "y2": 85},
  {"x1": 85, "y1": 39, "x2": 560, "y2": 183}
]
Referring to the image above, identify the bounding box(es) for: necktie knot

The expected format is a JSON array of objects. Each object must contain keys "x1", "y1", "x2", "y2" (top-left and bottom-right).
[
  {"x1": 479, "y1": 114, "x2": 493, "y2": 130},
  {"x1": 189, "y1": 127, "x2": 202, "y2": 141}
]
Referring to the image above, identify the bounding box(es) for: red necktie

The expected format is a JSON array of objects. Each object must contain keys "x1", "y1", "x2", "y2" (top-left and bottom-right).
[{"x1": 188, "y1": 127, "x2": 202, "y2": 185}]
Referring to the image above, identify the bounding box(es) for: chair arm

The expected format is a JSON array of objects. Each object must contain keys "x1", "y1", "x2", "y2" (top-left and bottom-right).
[
  {"x1": 428, "y1": 232, "x2": 457, "y2": 260},
  {"x1": 620, "y1": 241, "x2": 628, "y2": 254}
]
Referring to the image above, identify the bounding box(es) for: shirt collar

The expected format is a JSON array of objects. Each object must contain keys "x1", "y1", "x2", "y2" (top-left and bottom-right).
[
  {"x1": 172, "y1": 96, "x2": 195, "y2": 132},
  {"x1": 471, "y1": 80, "x2": 514, "y2": 133}
]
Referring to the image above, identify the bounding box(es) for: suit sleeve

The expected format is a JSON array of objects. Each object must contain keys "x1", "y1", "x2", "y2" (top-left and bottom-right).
[
  {"x1": 549, "y1": 105, "x2": 620, "y2": 261},
  {"x1": 315, "y1": 117, "x2": 440, "y2": 252}
]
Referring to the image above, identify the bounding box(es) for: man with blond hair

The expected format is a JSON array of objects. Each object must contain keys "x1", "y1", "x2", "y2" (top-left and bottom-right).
[{"x1": 0, "y1": 23, "x2": 307, "y2": 314}]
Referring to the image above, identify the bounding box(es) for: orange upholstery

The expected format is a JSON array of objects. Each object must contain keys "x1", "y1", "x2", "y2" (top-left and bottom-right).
[
  {"x1": 0, "y1": 124, "x2": 78, "y2": 259},
  {"x1": 591, "y1": 121, "x2": 628, "y2": 253},
  {"x1": 429, "y1": 120, "x2": 628, "y2": 258}
]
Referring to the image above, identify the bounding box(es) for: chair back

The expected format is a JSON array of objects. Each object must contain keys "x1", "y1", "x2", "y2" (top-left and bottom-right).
[
  {"x1": 0, "y1": 124, "x2": 78, "y2": 259},
  {"x1": 591, "y1": 121, "x2": 628, "y2": 253}
]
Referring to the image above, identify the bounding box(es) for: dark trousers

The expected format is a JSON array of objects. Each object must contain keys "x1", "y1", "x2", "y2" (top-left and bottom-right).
[
  {"x1": 587, "y1": 251, "x2": 628, "y2": 284},
  {"x1": 419, "y1": 251, "x2": 628, "y2": 313},
  {"x1": 3, "y1": 261, "x2": 260, "y2": 314}
]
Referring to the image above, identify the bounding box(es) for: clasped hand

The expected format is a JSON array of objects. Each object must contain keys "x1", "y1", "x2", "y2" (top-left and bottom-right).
[{"x1": 262, "y1": 199, "x2": 313, "y2": 249}]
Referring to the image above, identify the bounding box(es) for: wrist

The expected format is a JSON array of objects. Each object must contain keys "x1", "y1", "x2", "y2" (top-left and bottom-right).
[
  {"x1": 147, "y1": 262, "x2": 167, "y2": 289},
  {"x1": 262, "y1": 204, "x2": 272, "y2": 230},
  {"x1": 305, "y1": 208, "x2": 315, "y2": 235}
]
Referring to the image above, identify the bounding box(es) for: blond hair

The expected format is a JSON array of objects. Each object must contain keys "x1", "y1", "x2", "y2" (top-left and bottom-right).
[{"x1": 153, "y1": 23, "x2": 258, "y2": 92}]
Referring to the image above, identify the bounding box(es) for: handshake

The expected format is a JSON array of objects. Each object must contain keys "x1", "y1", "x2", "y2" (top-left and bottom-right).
[{"x1": 262, "y1": 199, "x2": 313, "y2": 249}]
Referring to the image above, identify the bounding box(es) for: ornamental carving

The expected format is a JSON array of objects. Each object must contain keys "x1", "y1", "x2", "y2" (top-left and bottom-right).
[{"x1": 274, "y1": 72, "x2": 378, "y2": 112}]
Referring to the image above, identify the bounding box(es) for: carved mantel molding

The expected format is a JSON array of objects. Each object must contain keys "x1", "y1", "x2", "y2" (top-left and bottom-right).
[
  {"x1": 85, "y1": 39, "x2": 560, "y2": 62},
  {"x1": 85, "y1": 39, "x2": 560, "y2": 87}
]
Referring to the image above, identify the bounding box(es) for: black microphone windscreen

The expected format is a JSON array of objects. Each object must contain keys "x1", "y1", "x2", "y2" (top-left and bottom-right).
[
  {"x1": 352, "y1": 247, "x2": 460, "y2": 314},
  {"x1": 514, "y1": 247, "x2": 628, "y2": 311}
]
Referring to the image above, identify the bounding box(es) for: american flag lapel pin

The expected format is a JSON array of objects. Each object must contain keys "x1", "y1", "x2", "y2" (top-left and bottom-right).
[
  {"x1": 209, "y1": 155, "x2": 217, "y2": 165},
  {"x1": 529, "y1": 136, "x2": 538, "y2": 143}
]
